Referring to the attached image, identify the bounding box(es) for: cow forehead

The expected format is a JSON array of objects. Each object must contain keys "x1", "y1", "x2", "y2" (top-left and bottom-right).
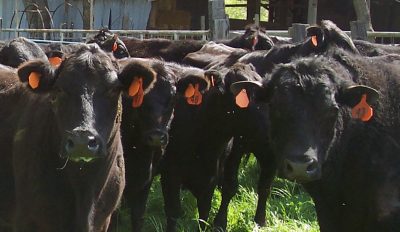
[{"x1": 57, "y1": 49, "x2": 119, "y2": 88}]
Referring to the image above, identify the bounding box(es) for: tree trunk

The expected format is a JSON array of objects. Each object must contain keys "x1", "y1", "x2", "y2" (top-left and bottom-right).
[{"x1": 353, "y1": 0, "x2": 374, "y2": 31}]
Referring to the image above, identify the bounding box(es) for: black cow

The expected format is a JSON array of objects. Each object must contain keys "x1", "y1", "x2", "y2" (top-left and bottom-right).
[
  {"x1": 0, "y1": 37, "x2": 47, "y2": 68},
  {"x1": 161, "y1": 62, "x2": 271, "y2": 232},
  {"x1": 213, "y1": 65, "x2": 276, "y2": 231},
  {"x1": 0, "y1": 44, "x2": 155, "y2": 231},
  {"x1": 120, "y1": 24, "x2": 274, "y2": 63},
  {"x1": 116, "y1": 58, "x2": 213, "y2": 231},
  {"x1": 40, "y1": 29, "x2": 130, "y2": 64},
  {"x1": 232, "y1": 47, "x2": 400, "y2": 231},
  {"x1": 219, "y1": 24, "x2": 274, "y2": 51},
  {"x1": 354, "y1": 39, "x2": 400, "y2": 57}
]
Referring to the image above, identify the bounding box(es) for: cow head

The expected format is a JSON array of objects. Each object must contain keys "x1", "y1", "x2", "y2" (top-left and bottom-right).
[
  {"x1": 242, "y1": 24, "x2": 274, "y2": 51},
  {"x1": 119, "y1": 58, "x2": 174, "y2": 148},
  {"x1": 17, "y1": 44, "x2": 153, "y2": 163},
  {"x1": 230, "y1": 57, "x2": 379, "y2": 183},
  {"x1": 87, "y1": 28, "x2": 130, "y2": 59},
  {"x1": 0, "y1": 37, "x2": 48, "y2": 68},
  {"x1": 305, "y1": 20, "x2": 359, "y2": 54}
]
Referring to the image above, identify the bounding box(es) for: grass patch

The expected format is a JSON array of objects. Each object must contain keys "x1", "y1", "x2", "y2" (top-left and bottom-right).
[{"x1": 112, "y1": 155, "x2": 319, "y2": 231}]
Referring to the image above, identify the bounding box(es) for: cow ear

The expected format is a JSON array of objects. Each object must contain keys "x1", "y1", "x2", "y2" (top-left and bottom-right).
[
  {"x1": 338, "y1": 85, "x2": 379, "y2": 122},
  {"x1": 204, "y1": 69, "x2": 223, "y2": 89},
  {"x1": 17, "y1": 60, "x2": 56, "y2": 92},
  {"x1": 118, "y1": 60, "x2": 157, "y2": 108},
  {"x1": 306, "y1": 26, "x2": 325, "y2": 48},
  {"x1": 230, "y1": 80, "x2": 264, "y2": 108},
  {"x1": 176, "y1": 70, "x2": 213, "y2": 106},
  {"x1": 46, "y1": 50, "x2": 64, "y2": 67}
]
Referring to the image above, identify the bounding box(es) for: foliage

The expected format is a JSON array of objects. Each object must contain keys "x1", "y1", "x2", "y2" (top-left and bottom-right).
[{"x1": 225, "y1": 0, "x2": 269, "y2": 22}]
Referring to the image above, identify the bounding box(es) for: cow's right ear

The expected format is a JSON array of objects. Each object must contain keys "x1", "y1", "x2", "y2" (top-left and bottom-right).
[
  {"x1": 306, "y1": 26, "x2": 325, "y2": 48},
  {"x1": 204, "y1": 70, "x2": 223, "y2": 91},
  {"x1": 176, "y1": 70, "x2": 216, "y2": 106},
  {"x1": 18, "y1": 60, "x2": 56, "y2": 92}
]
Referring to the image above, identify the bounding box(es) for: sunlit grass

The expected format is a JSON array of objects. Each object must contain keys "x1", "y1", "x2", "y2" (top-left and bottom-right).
[{"x1": 112, "y1": 155, "x2": 319, "y2": 231}]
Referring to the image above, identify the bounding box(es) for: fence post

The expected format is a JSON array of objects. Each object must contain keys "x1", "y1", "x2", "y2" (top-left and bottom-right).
[
  {"x1": 291, "y1": 23, "x2": 309, "y2": 43},
  {"x1": 208, "y1": 0, "x2": 229, "y2": 40},
  {"x1": 350, "y1": 21, "x2": 368, "y2": 41}
]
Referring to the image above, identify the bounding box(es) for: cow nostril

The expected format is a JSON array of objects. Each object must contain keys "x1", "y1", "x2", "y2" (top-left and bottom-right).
[
  {"x1": 87, "y1": 136, "x2": 99, "y2": 152},
  {"x1": 65, "y1": 139, "x2": 74, "y2": 152}
]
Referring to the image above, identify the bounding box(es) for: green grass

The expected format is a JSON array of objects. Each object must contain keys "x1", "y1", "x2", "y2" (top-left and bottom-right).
[
  {"x1": 225, "y1": 0, "x2": 269, "y2": 22},
  {"x1": 112, "y1": 155, "x2": 319, "y2": 231}
]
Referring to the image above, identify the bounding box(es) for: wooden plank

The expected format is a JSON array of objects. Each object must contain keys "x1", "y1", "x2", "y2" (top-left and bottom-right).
[
  {"x1": 350, "y1": 20, "x2": 368, "y2": 40},
  {"x1": 307, "y1": 0, "x2": 318, "y2": 25}
]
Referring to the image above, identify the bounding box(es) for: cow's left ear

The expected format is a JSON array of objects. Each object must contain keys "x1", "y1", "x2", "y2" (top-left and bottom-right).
[
  {"x1": 338, "y1": 85, "x2": 380, "y2": 122},
  {"x1": 18, "y1": 60, "x2": 56, "y2": 92},
  {"x1": 118, "y1": 60, "x2": 157, "y2": 107},
  {"x1": 230, "y1": 80, "x2": 264, "y2": 108}
]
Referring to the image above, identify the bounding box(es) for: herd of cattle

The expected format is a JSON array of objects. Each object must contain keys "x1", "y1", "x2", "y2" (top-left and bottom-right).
[{"x1": 0, "y1": 20, "x2": 399, "y2": 232}]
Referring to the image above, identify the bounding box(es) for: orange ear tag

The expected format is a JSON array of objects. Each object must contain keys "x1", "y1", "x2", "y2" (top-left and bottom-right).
[
  {"x1": 112, "y1": 42, "x2": 118, "y2": 52},
  {"x1": 252, "y1": 36, "x2": 259, "y2": 50},
  {"x1": 129, "y1": 77, "x2": 144, "y2": 108},
  {"x1": 235, "y1": 89, "x2": 250, "y2": 108},
  {"x1": 311, "y1": 35, "x2": 318, "y2": 47},
  {"x1": 48, "y1": 57, "x2": 62, "y2": 67},
  {"x1": 28, "y1": 72, "x2": 41, "y2": 89},
  {"x1": 187, "y1": 83, "x2": 202, "y2": 105},
  {"x1": 351, "y1": 94, "x2": 373, "y2": 122},
  {"x1": 184, "y1": 83, "x2": 195, "y2": 98}
]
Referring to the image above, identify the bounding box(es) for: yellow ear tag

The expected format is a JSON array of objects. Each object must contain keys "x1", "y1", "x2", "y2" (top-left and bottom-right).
[
  {"x1": 351, "y1": 94, "x2": 373, "y2": 122},
  {"x1": 235, "y1": 89, "x2": 250, "y2": 108},
  {"x1": 28, "y1": 72, "x2": 41, "y2": 89},
  {"x1": 184, "y1": 83, "x2": 195, "y2": 98},
  {"x1": 311, "y1": 35, "x2": 318, "y2": 47}
]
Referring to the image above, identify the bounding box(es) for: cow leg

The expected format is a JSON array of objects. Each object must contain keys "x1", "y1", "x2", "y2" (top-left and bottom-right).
[
  {"x1": 161, "y1": 167, "x2": 182, "y2": 232},
  {"x1": 213, "y1": 140, "x2": 243, "y2": 231},
  {"x1": 196, "y1": 187, "x2": 215, "y2": 231},
  {"x1": 253, "y1": 151, "x2": 276, "y2": 227},
  {"x1": 126, "y1": 181, "x2": 152, "y2": 232}
]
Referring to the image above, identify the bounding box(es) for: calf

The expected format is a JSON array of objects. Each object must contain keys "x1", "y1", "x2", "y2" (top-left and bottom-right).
[
  {"x1": 232, "y1": 47, "x2": 400, "y2": 231},
  {"x1": 161, "y1": 63, "x2": 271, "y2": 232},
  {"x1": 117, "y1": 58, "x2": 212, "y2": 231},
  {"x1": 0, "y1": 44, "x2": 154, "y2": 231}
]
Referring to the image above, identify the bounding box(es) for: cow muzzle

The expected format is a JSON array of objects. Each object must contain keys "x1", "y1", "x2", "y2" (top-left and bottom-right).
[
  {"x1": 282, "y1": 156, "x2": 321, "y2": 183},
  {"x1": 62, "y1": 130, "x2": 104, "y2": 162},
  {"x1": 143, "y1": 129, "x2": 169, "y2": 148}
]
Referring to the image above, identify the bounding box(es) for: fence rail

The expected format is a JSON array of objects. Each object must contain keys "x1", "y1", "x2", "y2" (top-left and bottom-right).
[{"x1": 1, "y1": 27, "x2": 400, "y2": 44}]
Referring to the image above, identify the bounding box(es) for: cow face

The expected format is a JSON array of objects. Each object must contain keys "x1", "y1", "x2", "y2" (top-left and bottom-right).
[
  {"x1": 120, "y1": 59, "x2": 174, "y2": 148},
  {"x1": 242, "y1": 25, "x2": 274, "y2": 51},
  {"x1": 17, "y1": 44, "x2": 153, "y2": 163},
  {"x1": 231, "y1": 58, "x2": 379, "y2": 183},
  {"x1": 305, "y1": 20, "x2": 359, "y2": 54},
  {"x1": 0, "y1": 37, "x2": 48, "y2": 68}
]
